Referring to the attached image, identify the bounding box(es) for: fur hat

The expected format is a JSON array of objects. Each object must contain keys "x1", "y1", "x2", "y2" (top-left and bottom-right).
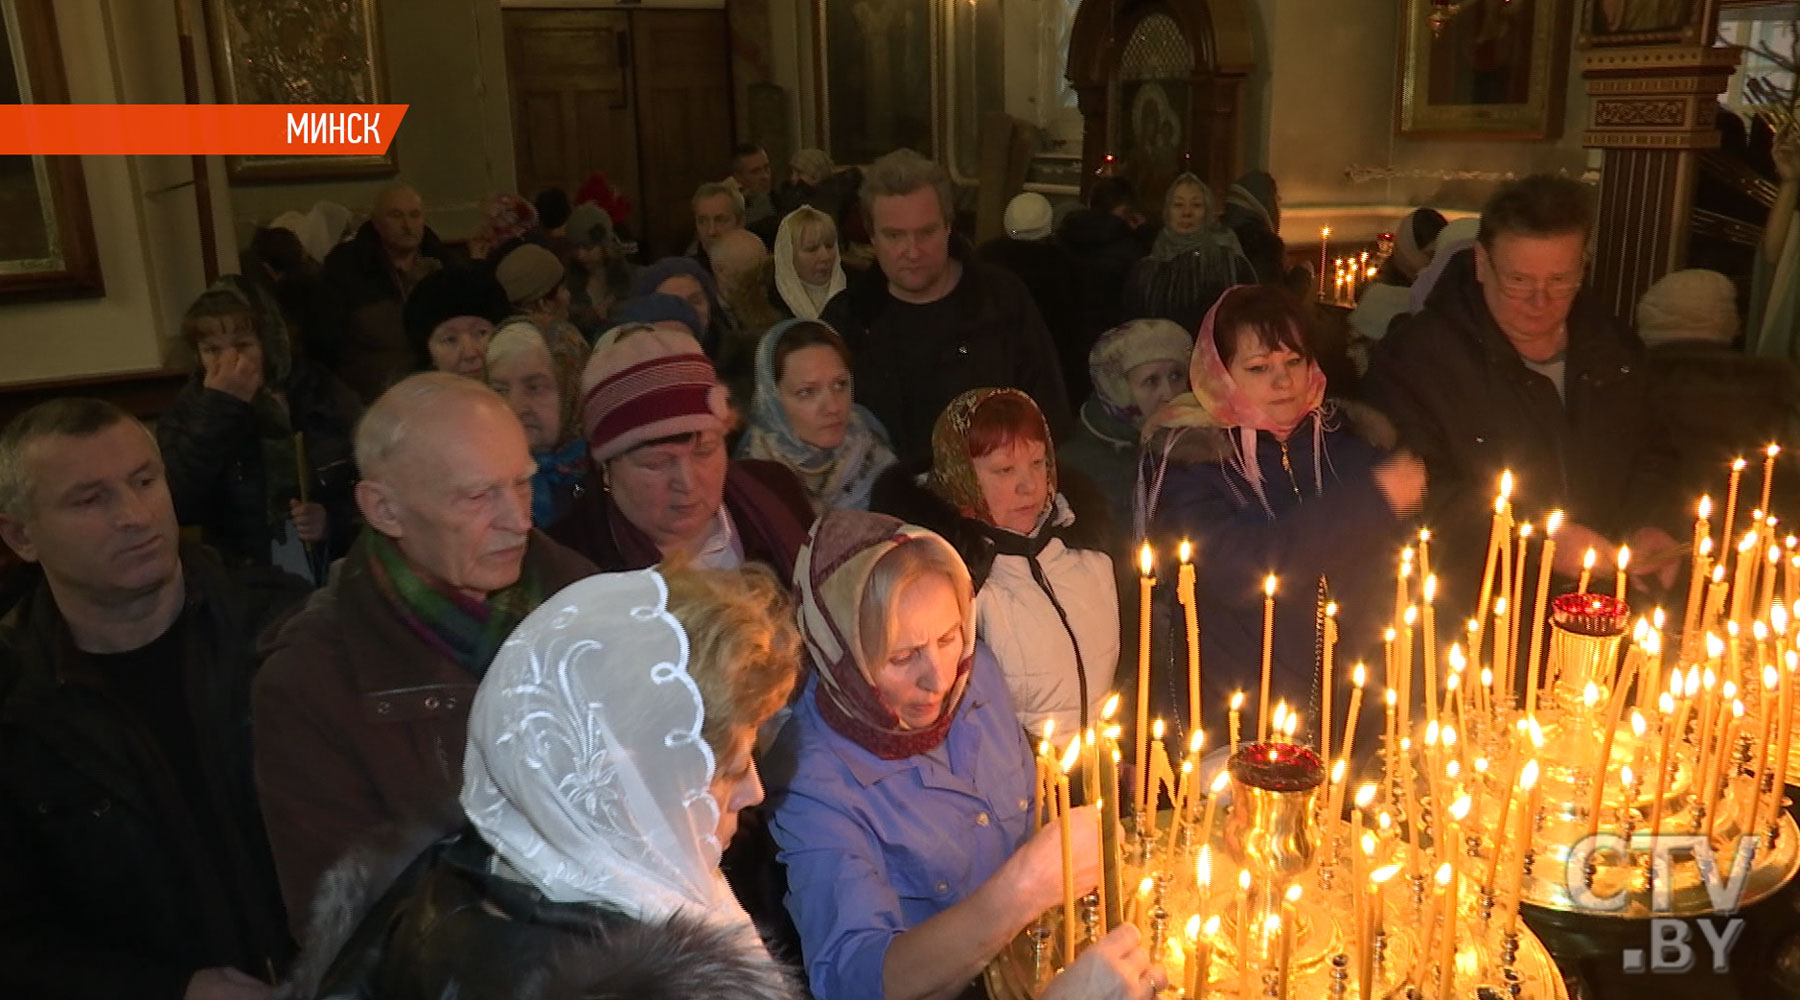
[
  {"x1": 1088, "y1": 318, "x2": 1193, "y2": 413},
  {"x1": 579, "y1": 328, "x2": 730, "y2": 461},
  {"x1": 495, "y1": 243, "x2": 565, "y2": 307},
  {"x1": 403, "y1": 268, "x2": 512, "y2": 369}
]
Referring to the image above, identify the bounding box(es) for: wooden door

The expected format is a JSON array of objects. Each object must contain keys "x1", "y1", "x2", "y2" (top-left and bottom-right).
[
  {"x1": 628, "y1": 10, "x2": 734, "y2": 258},
  {"x1": 503, "y1": 9, "x2": 641, "y2": 239}
]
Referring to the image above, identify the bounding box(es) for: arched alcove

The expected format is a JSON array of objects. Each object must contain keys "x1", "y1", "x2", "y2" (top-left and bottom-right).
[{"x1": 1066, "y1": 0, "x2": 1256, "y2": 208}]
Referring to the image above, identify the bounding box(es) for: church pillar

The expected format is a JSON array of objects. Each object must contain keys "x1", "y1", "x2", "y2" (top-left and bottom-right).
[{"x1": 1580, "y1": 43, "x2": 1740, "y2": 321}]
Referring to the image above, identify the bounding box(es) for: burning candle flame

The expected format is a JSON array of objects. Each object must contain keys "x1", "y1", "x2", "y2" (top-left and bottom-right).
[
  {"x1": 1372, "y1": 863, "x2": 1401, "y2": 884},
  {"x1": 1153, "y1": 718, "x2": 1165, "y2": 740},
  {"x1": 1700, "y1": 496, "x2": 1712, "y2": 520},
  {"x1": 1520, "y1": 759, "x2": 1541, "y2": 790},
  {"x1": 1631, "y1": 711, "x2": 1646, "y2": 737},
  {"x1": 1450, "y1": 795, "x2": 1473, "y2": 821},
  {"x1": 1102, "y1": 693, "x2": 1121, "y2": 719},
  {"x1": 1500, "y1": 470, "x2": 1514, "y2": 499},
  {"x1": 1354, "y1": 783, "x2": 1377, "y2": 809},
  {"x1": 1353, "y1": 662, "x2": 1367, "y2": 686},
  {"x1": 1264, "y1": 574, "x2": 1278, "y2": 597},
  {"x1": 1617, "y1": 545, "x2": 1631, "y2": 572},
  {"x1": 1326, "y1": 600, "x2": 1339, "y2": 617},
  {"x1": 1230, "y1": 691, "x2": 1245, "y2": 710},
  {"x1": 1582, "y1": 548, "x2": 1597, "y2": 570},
  {"x1": 1179, "y1": 539, "x2": 1192, "y2": 563},
  {"x1": 1436, "y1": 862, "x2": 1453, "y2": 886},
  {"x1": 1190, "y1": 729, "x2": 1205, "y2": 754},
  {"x1": 1138, "y1": 543, "x2": 1154, "y2": 577},
  {"x1": 1059, "y1": 738, "x2": 1082, "y2": 773}
]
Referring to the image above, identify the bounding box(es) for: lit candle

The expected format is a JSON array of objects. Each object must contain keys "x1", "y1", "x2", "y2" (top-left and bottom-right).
[
  {"x1": 1764, "y1": 544, "x2": 1783, "y2": 626},
  {"x1": 1525, "y1": 511, "x2": 1561, "y2": 717},
  {"x1": 1319, "y1": 227, "x2": 1331, "y2": 298},
  {"x1": 1168, "y1": 758, "x2": 1194, "y2": 857},
  {"x1": 1361, "y1": 864, "x2": 1399, "y2": 1000},
  {"x1": 1135, "y1": 543, "x2": 1154, "y2": 812},
  {"x1": 1186, "y1": 914, "x2": 1219, "y2": 999},
  {"x1": 1473, "y1": 474, "x2": 1514, "y2": 666},
  {"x1": 1422, "y1": 577, "x2": 1439, "y2": 731},
  {"x1": 1732, "y1": 532, "x2": 1759, "y2": 628},
  {"x1": 1323, "y1": 600, "x2": 1339, "y2": 756},
  {"x1": 1229, "y1": 691, "x2": 1244, "y2": 755},
  {"x1": 1778, "y1": 652, "x2": 1799, "y2": 839},
  {"x1": 1235, "y1": 869, "x2": 1252, "y2": 996},
  {"x1": 1326, "y1": 663, "x2": 1367, "y2": 836},
  {"x1": 1760, "y1": 444, "x2": 1781, "y2": 517},
  {"x1": 1143, "y1": 718, "x2": 1169, "y2": 820},
  {"x1": 1435, "y1": 862, "x2": 1458, "y2": 999},
  {"x1": 1179, "y1": 540, "x2": 1201, "y2": 741},
  {"x1": 1277, "y1": 885, "x2": 1300, "y2": 997},
  {"x1": 1617, "y1": 544, "x2": 1632, "y2": 601},
  {"x1": 1485, "y1": 743, "x2": 1525, "y2": 893},
  {"x1": 1505, "y1": 759, "x2": 1542, "y2": 937},
  {"x1": 1578, "y1": 547, "x2": 1597, "y2": 595},
  {"x1": 1586, "y1": 672, "x2": 1635, "y2": 842},
  {"x1": 1509, "y1": 523, "x2": 1531, "y2": 694},
  {"x1": 1724, "y1": 458, "x2": 1747, "y2": 561},
  {"x1": 1685, "y1": 497, "x2": 1714, "y2": 645},
  {"x1": 1260, "y1": 575, "x2": 1278, "y2": 741},
  {"x1": 1704, "y1": 699, "x2": 1746, "y2": 842},
  {"x1": 1646, "y1": 683, "x2": 1688, "y2": 839},
  {"x1": 1099, "y1": 730, "x2": 1123, "y2": 930},
  {"x1": 1057, "y1": 738, "x2": 1080, "y2": 960},
  {"x1": 1754, "y1": 663, "x2": 1784, "y2": 843},
  {"x1": 1383, "y1": 688, "x2": 1399, "y2": 802},
  {"x1": 1198, "y1": 769, "x2": 1229, "y2": 845}
]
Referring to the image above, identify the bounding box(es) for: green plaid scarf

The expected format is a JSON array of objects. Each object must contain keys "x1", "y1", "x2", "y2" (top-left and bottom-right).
[{"x1": 364, "y1": 532, "x2": 545, "y2": 675}]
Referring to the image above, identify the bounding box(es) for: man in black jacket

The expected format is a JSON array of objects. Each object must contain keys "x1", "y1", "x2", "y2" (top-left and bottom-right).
[
  {"x1": 320, "y1": 184, "x2": 458, "y2": 404},
  {"x1": 1362, "y1": 175, "x2": 1681, "y2": 616},
  {"x1": 0, "y1": 399, "x2": 306, "y2": 1000},
  {"x1": 822, "y1": 148, "x2": 1071, "y2": 462}
]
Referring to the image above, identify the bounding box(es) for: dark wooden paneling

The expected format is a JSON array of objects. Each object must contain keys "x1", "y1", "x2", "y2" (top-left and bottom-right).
[
  {"x1": 630, "y1": 9, "x2": 734, "y2": 257},
  {"x1": 503, "y1": 9, "x2": 641, "y2": 236}
]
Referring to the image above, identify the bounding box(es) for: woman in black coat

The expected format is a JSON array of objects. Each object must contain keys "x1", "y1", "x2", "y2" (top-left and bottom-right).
[{"x1": 157, "y1": 280, "x2": 362, "y2": 581}]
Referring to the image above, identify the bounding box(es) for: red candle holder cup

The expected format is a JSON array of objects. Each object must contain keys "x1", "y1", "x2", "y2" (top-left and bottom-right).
[
  {"x1": 1550, "y1": 593, "x2": 1629, "y2": 638},
  {"x1": 1229, "y1": 741, "x2": 1325, "y2": 792}
]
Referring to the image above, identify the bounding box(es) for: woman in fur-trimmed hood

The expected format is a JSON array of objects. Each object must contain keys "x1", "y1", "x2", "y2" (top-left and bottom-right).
[
  {"x1": 869, "y1": 388, "x2": 1120, "y2": 743},
  {"x1": 1140, "y1": 285, "x2": 1424, "y2": 747}
]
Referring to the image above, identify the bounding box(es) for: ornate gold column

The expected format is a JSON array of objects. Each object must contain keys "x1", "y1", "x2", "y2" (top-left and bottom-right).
[{"x1": 1580, "y1": 34, "x2": 1740, "y2": 321}]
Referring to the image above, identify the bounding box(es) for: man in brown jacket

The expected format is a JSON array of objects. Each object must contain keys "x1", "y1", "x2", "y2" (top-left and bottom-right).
[{"x1": 253, "y1": 373, "x2": 595, "y2": 932}]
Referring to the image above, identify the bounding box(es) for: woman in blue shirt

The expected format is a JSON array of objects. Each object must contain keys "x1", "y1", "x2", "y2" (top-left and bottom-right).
[{"x1": 768, "y1": 510, "x2": 1159, "y2": 1000}]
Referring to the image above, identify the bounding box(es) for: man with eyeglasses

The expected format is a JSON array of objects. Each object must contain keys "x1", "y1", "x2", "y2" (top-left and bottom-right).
[{"x1": 1363, "y1": 174, "x2": 1680, "y2": 625}]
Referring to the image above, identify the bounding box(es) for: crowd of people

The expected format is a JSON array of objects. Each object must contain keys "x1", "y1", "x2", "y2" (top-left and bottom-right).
[{"x1": 0, "y1": 133, "x2": 1796, "y2": 1000}]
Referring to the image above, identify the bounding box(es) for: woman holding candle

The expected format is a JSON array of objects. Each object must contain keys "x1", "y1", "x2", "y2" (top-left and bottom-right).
[
  {"x1": 871, "y1": 388, "x2": 1121, "y2": 743},
  {"x1": 1142, "y1": 285, "x2": 1424, "y2": 746},
  {"x1": 768, "y1": 510, "x2": 1163, "y2": 1000}
]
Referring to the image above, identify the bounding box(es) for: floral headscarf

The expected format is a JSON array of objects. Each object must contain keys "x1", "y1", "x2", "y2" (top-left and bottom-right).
[
  {"x1": 736, "y1": 319, "x2": 895, "y2": 513},
  {"x1": 794, "y1": 510, "x2": 977, "y2": 759},
  {"x1": 926, "y1": 388, "x2": 1057, "y2": 529},
  {"x1": 1139, "y1": 286, "x2": 1328, "y2": 526},
  {"x1": 477, "y1": 193, "x2": 539, "y2": 250}
]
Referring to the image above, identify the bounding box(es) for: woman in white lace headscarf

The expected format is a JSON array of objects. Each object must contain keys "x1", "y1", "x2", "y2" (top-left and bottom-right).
[
  {"x1": 772, "y1": 207, "x2": 847, "y2": 320},
  {"x1": 287, "y1": 565, "x2": 807, "y2": 1000}
]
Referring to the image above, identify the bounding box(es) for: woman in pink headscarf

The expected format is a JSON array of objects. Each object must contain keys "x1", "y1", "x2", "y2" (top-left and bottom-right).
[{"x1": 1140, "y1": 285, "x2": 1426, "y2": 743}]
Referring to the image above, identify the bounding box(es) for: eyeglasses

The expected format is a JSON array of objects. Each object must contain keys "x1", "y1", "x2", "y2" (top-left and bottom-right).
[{"x1": 1488, "y1": 263, "x2": 1584, "y2": 301}]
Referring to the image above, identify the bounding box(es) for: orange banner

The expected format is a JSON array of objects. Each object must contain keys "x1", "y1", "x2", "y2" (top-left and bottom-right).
[{"x1": 0, "y1": 104, "x2": 408, "y2": 155}]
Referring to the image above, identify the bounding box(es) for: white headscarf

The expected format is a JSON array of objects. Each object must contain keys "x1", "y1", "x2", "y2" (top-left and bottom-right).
[
  {"x1": 460, "y1": 569, "x2": 757, "y2": 942},
  {"x1": 772, "y1": 207, "x2": 847, "y2": 320}
]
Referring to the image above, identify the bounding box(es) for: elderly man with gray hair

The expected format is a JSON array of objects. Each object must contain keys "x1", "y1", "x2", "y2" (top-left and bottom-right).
[
  {"x1": 821, "y1": 148, "x2": 1071, "y2": 461},
  {"x1": 253, "y1": 373, "x2": 594, "y2": 932},
  {"x1": 0, "y1": 398, "x2": 305, "y2": 1000}
]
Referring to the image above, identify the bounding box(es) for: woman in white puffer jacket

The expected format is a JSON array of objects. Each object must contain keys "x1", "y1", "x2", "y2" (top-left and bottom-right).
[{"x1": 869, "y1": 387, "x2": 1120, "y2": 747}]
